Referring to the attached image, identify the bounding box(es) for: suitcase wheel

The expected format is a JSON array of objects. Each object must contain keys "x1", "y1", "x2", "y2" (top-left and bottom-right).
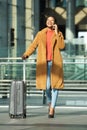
[
  {"x1": 9, "y1": 114, "x2": 15, "y2": 118},
  {"x1": 9, "y1": 114, "x2": 26, "y2": 118},
  {"x1": 23, "y1": 114, "x2": 26, "y2": 118}
]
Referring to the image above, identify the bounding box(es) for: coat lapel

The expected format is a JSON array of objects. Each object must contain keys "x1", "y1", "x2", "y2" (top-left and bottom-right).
[{"x1": 40, "y1": 28, "x2": 47, "y2": 47}]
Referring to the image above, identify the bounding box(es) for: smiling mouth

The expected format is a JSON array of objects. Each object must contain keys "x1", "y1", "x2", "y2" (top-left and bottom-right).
[{"x1": 47, "y1": 24, "x2": 53, "y2": 26}]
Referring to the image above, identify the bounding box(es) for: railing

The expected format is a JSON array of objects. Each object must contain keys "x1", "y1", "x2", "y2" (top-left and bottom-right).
[{"x1": 0, "y1": 56, "x2": 87, "y2": 99}]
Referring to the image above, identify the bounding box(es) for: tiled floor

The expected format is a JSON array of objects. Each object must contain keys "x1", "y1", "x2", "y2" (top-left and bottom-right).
[{"x1": 0, "y1": 106, "x2": 87, "y2": 130}]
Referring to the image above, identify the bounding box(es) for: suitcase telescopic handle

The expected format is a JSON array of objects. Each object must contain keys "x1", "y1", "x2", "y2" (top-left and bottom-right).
[{"x1": 23, "y1": 60, "x2": 26, "y2": 82}]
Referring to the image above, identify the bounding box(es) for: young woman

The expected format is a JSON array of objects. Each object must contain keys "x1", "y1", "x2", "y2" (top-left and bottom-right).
[{"x1": 22, "y1": 16, "x2": 65, "y2": 118}]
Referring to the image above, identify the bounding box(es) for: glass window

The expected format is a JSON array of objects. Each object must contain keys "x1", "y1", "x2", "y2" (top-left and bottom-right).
[{"x1": 76, "y1": 0, "x2": 87, "y2": 7}]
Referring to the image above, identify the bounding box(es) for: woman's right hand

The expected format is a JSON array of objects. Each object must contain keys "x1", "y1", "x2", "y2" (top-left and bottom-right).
[{"x1": 22, "y1": 55, "x2": 28, "y2": 60}]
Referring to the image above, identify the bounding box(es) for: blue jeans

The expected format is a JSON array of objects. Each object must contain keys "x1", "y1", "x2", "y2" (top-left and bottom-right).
[{"x1": 46, "y1": 61, "x2": 58, "y2": 108}]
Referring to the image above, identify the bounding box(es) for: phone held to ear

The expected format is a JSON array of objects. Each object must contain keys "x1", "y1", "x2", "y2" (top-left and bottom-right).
[{"x1": 52, "y1": 25, "x2": 55, "y2": 30}]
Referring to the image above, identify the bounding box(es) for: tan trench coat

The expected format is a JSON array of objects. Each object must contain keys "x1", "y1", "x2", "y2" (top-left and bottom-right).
[{"x1": 23, "y1": 28, "x2": 65, "y2": 90}]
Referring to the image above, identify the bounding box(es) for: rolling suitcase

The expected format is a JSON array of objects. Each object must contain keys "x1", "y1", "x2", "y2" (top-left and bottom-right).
[
  {"x1": 9, "y1": 60, "x2": 26, "y2": 118},
  {"x1": 9, "y1": 80, "x2": 26, "y2": 118}
]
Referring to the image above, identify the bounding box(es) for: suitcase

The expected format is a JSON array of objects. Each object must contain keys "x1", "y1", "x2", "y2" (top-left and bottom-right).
[{"x1": 9, "y1": 80, "x2": 26, "y2": 118}]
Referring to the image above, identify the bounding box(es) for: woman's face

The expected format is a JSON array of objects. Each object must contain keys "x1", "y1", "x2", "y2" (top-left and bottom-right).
[{"x1": 46, "y1": 16, "x2": 55, "y2": 28}]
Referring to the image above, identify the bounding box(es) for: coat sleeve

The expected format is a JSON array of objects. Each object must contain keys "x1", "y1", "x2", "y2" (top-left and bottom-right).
[
  {"x1": 56, "y1": 31, "x2": 65, "y2": 49},
  {"x1": 23, "y1": 32, "x2": 40, "y2": 57}
]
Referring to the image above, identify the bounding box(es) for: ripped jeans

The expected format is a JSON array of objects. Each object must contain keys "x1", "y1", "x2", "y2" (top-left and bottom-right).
[{"x1": 46, "y1": 61, "x2": 58, "y2": 108}]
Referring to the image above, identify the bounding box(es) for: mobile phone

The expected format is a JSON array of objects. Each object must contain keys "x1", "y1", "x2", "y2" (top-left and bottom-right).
[{"x1": 52, "y1": 25, "x2": 55, "y2": 30}]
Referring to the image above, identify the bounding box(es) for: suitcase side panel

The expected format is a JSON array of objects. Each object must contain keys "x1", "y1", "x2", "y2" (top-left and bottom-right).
[{"x1": 9, "y1": 81, "x2": 16, "y2": 115}]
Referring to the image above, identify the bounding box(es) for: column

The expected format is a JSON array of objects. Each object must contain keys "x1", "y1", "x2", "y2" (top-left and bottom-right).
[
  {"x1": 65, "y1": 0, "x2": 75, "y2": 55},
  {"x1": 66, "y1": 0, "x2": 75, "y2": 40}
]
